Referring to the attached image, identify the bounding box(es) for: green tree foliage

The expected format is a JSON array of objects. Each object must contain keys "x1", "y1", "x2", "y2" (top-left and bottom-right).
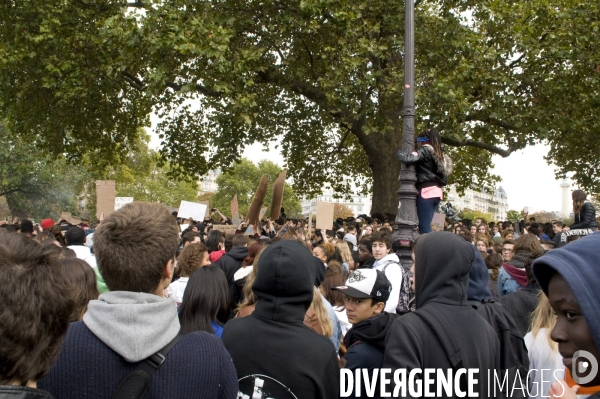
[
  {"x1": 87, "y1": 131, "x2": 199, "y2": 216},
  {"x1": 506, "y1": 210, "x2": 522, "y2": 223},
  {"x1": 1, "y1": 0, "x2": 599, "y2": 214},
  {"x1": 460, "y1": 208, "x2": 495, "y2": 223},
  {"x1": 0, "y1": 124, "x2": 87, "y2": 219},
  {"x1": 210, "y1": 159, "x2": 301, "y2": 219}
]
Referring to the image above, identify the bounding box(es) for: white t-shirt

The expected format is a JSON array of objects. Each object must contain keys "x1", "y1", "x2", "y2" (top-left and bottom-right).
[
  {"x1": 68, "y1": 245, "x2": 97, "y2": 268},
  {"x1": 373, "y1": 253, "x2": 402, "y2": 314},
  {"x1": 166, "y1": 277, "x2": 189, "y2": 307}
]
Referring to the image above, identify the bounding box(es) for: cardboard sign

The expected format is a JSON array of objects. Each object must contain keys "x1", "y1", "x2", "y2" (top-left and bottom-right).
[
  {"x1": 177, "y1": 200, "x2": 208, "y2": 222},
  {"x1": 114, "y1": 197, "x2": 134, "y2": 211},
  {"x1": 315, "y1": 201, "x2": 335, "y2": 230},
  {"x1": 96, "y1": 180, "x2": 116, "y2": 219},
  {"x1": 70, "y1": 216, "x2": 82, "y2": 225},
  {"x1": 212, "y1": 225, "x2": 238, "y2": 235},
  {"x1": 276, "y1": 223, "x2": 296, "y2": 240},
  {"x1": 60, "y1": 212, "x2": 72, "y2": 224},
  {"x1": 431, "y1": 212, "x2": 446, "y2": 227},
  {"x1": 230, "y1": 195, "x2": 240, "y2": 225}
]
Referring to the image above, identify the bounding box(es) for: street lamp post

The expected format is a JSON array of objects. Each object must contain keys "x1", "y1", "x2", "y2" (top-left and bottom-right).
[{"x1": 393, "y1": 0, "x2": 419, "y2": 270}]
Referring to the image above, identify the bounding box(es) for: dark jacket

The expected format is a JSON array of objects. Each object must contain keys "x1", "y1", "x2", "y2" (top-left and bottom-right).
[
  {"x1": 571, "y1": 201, "x2": 598, "y2": 229},
  {"x1": 343, "y1": 313, "x2": 398, "y2": 399},
  {"x1": 498, "y1": 286, "x2": 540, "y2": 336},
  {"x1": 0, "y1": 387, "x2": 53, "y2": 399},
  {"x1": 222, "y1": 240, "x2": 339, "y2": 399},
  {"x1": 38, "y1": 322, "x2": 238, "y2": 399},
  {"x1": 359, "y1": 257, "x2": 375, "y2": 270},
  {"x1": 212, "y1": 246, "x2": 248, "y2": 316},
  {"x1": 468, "y1": 247, "x2": 530, "y2": 398},
  {"x1": 384, "y1": 232, "x2": 500, "y2": 398},
  {"x1": 396, "y1": 145, "x2": 448, "y2": 189}
]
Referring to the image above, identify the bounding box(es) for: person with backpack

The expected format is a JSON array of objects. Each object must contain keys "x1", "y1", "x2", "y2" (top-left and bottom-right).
[
  {"x1": 384, "y1": 232, "x2": 499, "y2": 398},
  {"x1": 39, "y1": 202, "x2": 238, "y2": 399},
  {"x1": 396, "y1": 128, "x2": 451, "y2": 234},
  {"x1": 369, "y1": 230, "x2": 410, "y2": 314}
]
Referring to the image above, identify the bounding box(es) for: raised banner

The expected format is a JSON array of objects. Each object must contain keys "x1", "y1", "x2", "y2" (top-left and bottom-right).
[
  {"x1": 231, "y1": 195, "x2": 240, "y2": 225},
  {"x1": 315, "y1": 201, "x2": 335, "y2": 230},
  {"x1": 96, "y1": 180, "x2": 116, "y2": 219},
  {"x1": 177, "y1": 200, "x2": 208, "y2": 222}
]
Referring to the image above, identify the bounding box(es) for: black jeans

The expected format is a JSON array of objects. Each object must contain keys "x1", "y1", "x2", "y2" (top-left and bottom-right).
[{"x1": 416, "y1": 191, "x2": 441, "y2": 233}]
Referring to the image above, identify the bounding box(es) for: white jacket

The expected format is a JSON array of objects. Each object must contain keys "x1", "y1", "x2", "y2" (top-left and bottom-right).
[
  {"x1": 373, "y1": 253, "x2": 402, "y2": 314},
  {"x1": 68, "y1": 245, "x2": 97, "y2": 268}
]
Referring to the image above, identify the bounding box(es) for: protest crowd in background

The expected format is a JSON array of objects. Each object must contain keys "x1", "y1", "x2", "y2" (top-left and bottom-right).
[{"x1": 1, "y1": 176, "x2": 600, "y2": 398}]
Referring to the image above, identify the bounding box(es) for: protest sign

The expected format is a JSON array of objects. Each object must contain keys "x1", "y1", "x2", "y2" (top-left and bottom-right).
[
  {"x1": 259, "y1": 207, "x2": 268, "y2": 221},
  {"x1": 316, "y1": 201, "x2": 335, "y2": 230},
  {"x1": 198, "y1": 201, "x2": 210, "y2": 220},
  {"x1": 432, "y1": 212, "x2": 445, "y2": 227},
  {"x1": 231, "y1": 195, "x2": 240, "y2": 225},
  {"x1": 212, "y1": 225, "x2": 238, "y2": 235},
  {"x1": 114, "y1": 197, "x2": 134, "y2": 211},
  {"x1": 177, "y1": 200, "x2": 208, "y2": 222},
  {"x1": 96, "y1": 180, "x2": 115, "y2": 219}
]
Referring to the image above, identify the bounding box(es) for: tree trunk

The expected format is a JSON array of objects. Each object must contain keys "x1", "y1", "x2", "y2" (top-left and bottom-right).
[{"x1": 368, "y1": 132, "x2": 403, "y2": 216}]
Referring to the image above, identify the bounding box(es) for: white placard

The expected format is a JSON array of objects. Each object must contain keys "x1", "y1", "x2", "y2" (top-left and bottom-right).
[
  {"x1": 177, "y1": 200, "x2": 208, "y2": 222},
  {"x1": 114, "y1": 197, "x2": 134, "y2": 211}
]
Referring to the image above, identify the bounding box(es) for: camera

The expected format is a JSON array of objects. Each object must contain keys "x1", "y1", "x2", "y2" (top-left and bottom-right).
[{"x1": 211, "y1": 208, "x2": 217, "y2": 212}]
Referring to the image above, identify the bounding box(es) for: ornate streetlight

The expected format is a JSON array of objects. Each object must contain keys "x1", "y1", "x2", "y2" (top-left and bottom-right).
[{"x1": 392, "y1": 0, "x2": 419, "y2": 270}]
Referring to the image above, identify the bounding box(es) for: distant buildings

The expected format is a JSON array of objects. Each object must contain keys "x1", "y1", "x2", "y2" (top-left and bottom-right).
[
  {"x1": 199, "y1": 169, "x2": 221, "y2": 193},
  {"x1": 446, "y1": 185, "x2": 509, "y2": 221},
  {"x1": 301, "y1": 188, "x2": 372, "y2": 217}
]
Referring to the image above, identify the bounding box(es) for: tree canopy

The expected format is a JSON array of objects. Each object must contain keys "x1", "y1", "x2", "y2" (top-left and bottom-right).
[
  {"x1": 1, "y1": 0, "x2": 598, "y2": 214},
  {"x1": 210, "y1": 159, "x2": 301, "y2": 219},
  {"x1": 0, "y1": 123, "x2": 88, "y2": 219}
]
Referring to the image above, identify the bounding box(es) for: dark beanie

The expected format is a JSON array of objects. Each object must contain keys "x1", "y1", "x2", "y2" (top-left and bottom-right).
[{"x1": 312, "y1": 256, "x2": 326, "y2": 288}]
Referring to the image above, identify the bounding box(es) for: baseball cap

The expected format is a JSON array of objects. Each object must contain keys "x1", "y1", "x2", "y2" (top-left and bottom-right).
[
  {"x1": 333, "y1": 269, "x2": 392, "y2": 303},
  {"x1": 40, "y1": 218, "x2": 55, "y2": 229}
]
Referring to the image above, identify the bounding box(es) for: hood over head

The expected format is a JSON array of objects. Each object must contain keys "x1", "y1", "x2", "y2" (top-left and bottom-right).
[
  {"x1": 414, "y1": 231, "x2": 473, "y2": 308},
  {"x1": 468, "y1": 246, "x2": 492, "y2": 301},
  {"x1": 344, "y1": 234, "x2": 358, "y2": 251},
  {"x1": 83, "y1": 291, "x2": 180, "y2": 362},
  {"x1": 252, "y1": 240, "x2": 315, "y2": 323},
  {"x1": 227, "y1": 246, "x2": 249, "y2": 261},
  {"x1": 533, "y1": 232, "x2": 600, "y2": 351}
]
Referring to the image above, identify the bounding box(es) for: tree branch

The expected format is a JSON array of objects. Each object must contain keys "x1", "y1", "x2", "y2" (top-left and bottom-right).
[
  {"x1": 121, "y1": 1, "x2": 145, "y2": 8},
  {"x1": 441, "y1": 136, "x2": 513, "y2": 157},
  {"x1": 165, "y1": 81, "x2": 222, "y2": 98}
]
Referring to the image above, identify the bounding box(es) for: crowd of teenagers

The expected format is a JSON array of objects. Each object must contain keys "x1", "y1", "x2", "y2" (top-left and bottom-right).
[{"x1": 0, "y1": 189, "x2": 599, "y2": 399}]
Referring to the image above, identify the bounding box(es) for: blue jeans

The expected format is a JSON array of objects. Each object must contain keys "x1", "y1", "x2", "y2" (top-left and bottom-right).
[{"x1": 416, "y1": 191, "x2": 441, "y2": 234}]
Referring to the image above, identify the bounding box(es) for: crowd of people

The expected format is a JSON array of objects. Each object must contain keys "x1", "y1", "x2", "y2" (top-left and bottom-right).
[{"x1": 0, "y1": 188, "x2": 599, "y2": 398}]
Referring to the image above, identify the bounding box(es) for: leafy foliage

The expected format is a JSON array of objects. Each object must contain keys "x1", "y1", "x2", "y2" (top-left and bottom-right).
[
  {"x1": 0, "y1": 123, "x2": 88, "y2": 219},
  {"x1": 333, "y1": 203, "x2": 354, "y2": 220},
  {"x1": 506, "y1": 210, "x2": 522, "y2": 223},
  {"x1": 1, "y1": 0, "x2": 599, "y2": 214},
  {"x1": 460, "y1": 208, "x2": 495, "y2": 224},
  {"x1": 210, "y1": 159, "x2": 301, "y2": 219}
]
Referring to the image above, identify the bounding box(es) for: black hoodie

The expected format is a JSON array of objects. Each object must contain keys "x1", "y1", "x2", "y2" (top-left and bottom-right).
[
  {"x1": 222, "y1": 240, "x2": 339, "y2": 399},
  {"x1": 212, "y1": 245, "x2": 248, "y2": 317},
  {"x1": 383, "y1": 232, "x2": 500, "y2": 398},
  {"x1": 343, "y1": 312, "x2": 398, "y2": 399}
]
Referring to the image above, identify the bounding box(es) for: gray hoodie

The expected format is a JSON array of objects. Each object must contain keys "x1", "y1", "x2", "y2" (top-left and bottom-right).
[{"x1": 83, "y1": 291, "x2": 180, "y2": 362}]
